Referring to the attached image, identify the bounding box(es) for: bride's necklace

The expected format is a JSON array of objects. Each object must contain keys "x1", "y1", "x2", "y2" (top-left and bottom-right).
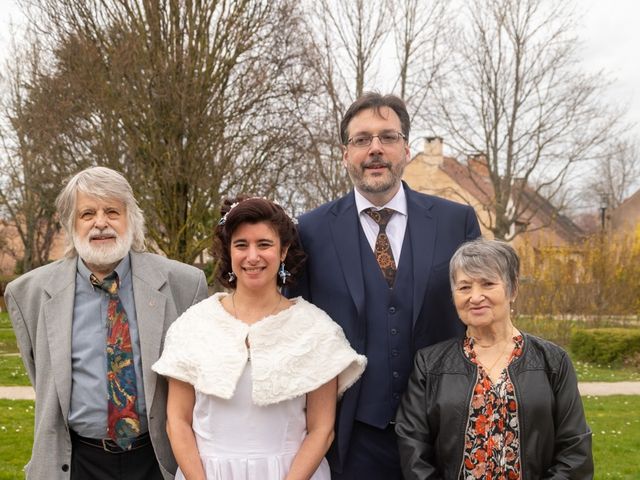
[{"x1": 231, "y1": 292, "x2": 282, "y2": 323}]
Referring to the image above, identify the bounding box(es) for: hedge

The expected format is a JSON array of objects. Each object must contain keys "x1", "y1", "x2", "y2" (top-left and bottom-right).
[{"x1": 570, "y1": 328, "x2": 640, "y2": 366}]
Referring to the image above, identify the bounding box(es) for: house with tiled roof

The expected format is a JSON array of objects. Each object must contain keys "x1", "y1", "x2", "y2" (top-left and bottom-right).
[
  {"x1": 610, "y1": 188, "x2": 640, "y2": 234},
  {"x1": 403, "y1": 137, "x2": 585, "y2": 247}
]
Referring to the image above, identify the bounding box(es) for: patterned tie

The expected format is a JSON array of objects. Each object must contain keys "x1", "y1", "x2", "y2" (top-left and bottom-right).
[
  {"x1": 365, "y1": 207, "x2": 397, "y2": 287},
  {"x1": 90, "y1": 272, "x2": 141, "y2": 449}
]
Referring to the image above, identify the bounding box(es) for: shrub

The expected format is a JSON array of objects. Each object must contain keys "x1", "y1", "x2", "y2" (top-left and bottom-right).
[
  {"x1": 515, "y1": 315, "x2": 575, "y2": 348},
  {"x1": 570, "y1": 328, "x2": 640, "y2": 366},
  {"x1": 516, "y1": 226, "x2": 640, "y2": 316},
  {"x1": 624, "y1": 351, "x2": 640, "y2": 369}
]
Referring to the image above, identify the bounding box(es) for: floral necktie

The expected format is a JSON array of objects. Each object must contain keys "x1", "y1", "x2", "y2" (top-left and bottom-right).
[
  {"x1": 91, "y1": 272, "x2": 141, "y2": 449},
  {"x1": 365, "y1": 207, "x2": 397, "y2": 287}
]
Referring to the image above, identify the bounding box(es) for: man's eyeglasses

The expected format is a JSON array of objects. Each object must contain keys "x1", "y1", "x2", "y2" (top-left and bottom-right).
[{"x1": 346, "y1": 131, "x2": 406, "y2": 147}]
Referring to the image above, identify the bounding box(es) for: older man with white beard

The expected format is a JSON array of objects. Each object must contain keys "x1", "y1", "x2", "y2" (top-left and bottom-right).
[{"x1": 4, "y1": 167, "x2": 208, "y2": 480}]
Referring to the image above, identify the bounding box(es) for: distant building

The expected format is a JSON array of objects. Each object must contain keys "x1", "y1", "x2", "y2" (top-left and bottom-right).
[
  {"x1": 610, "y1": 188, "x2": 640, "y2": 234},
  {"x1": 404, "y1": 137, "x2": 585, "y2": 248}
]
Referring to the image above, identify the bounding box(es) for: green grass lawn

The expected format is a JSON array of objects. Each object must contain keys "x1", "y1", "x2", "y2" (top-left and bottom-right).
[
  {"x1": 0, "y1": 312, "x2": 18, "y2": 355},
  {"x1": 0, "y1": 330, "x2": 18, "y2": 355},
  {"x1": 574, "y1": 359, "x2": 640, "y2": 382},
  {"x1": 0, "y1": 400, "x2": 33, "y2": 480},
  {"x1": 0, "y1": 396, "x2": 637, "y2": 478},
  {"x1": 0, "y1": 356, "x2": 30, "y2": 386},
  {"x1": 0, "y1": 312, "x2": 29, "y2": 386},
  {"x1": 584, "y1": 395, "x2": 640, "y2": 479}
]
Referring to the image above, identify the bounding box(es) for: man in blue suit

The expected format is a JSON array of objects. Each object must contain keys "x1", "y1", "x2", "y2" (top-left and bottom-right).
[{"x1": 288, "y1": 93, "x2": 481, "y2": 479}]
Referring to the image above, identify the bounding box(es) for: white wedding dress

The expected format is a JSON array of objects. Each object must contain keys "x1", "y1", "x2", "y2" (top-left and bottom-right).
[
  {"x1": 153, "y1": 293, "x2": 366, "y2": 480},
  {"x1": 175, "y1": 362, "x2": 331, "y2": 480}
]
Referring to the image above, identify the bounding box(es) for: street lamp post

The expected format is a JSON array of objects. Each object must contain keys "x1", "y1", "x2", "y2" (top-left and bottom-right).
[
  {"x1": 597, "y1": 193, "x2": 609, "y2": 314},
  {"x1": 599, "y1": 194, "x2": 609, "y2": 232}
]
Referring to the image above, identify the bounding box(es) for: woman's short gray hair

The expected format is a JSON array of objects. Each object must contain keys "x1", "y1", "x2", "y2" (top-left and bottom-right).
[
  {"x1": 449, "y1": 238, "x2": 520, "y2": 298},
  {"x1": 56, "y1": 166, "x2": 146, "y2": 257}
]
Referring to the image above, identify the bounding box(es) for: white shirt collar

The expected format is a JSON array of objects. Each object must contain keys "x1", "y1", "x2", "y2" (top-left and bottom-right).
[{"x1": 354, "y1": 184, "x2": 408, "y2": 217}]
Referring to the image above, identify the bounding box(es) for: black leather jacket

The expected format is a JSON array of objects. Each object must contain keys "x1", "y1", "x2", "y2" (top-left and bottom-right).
[{"x1": 395, "y1": 333, "x2": 593, "y2": 479}]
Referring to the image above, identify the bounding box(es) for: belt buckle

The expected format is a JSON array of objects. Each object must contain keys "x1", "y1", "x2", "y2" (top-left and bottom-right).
[{"x1": 101, "y1": 438, "x2": 124, "y2": 453}]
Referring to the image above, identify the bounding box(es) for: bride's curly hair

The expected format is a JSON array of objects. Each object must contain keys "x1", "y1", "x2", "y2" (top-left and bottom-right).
[{"x1": 213, "y1": 196, "x2": 307, "y2": 289}]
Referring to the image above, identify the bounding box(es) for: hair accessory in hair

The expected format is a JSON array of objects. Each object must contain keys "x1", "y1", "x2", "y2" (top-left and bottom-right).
[{"x1": 218, "y1": 202, "x2": 240, "y2": 226}]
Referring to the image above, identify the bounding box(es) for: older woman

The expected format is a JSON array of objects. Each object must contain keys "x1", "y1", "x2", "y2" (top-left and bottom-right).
[
  {"x1": 153, "y1": 197, "x2": 366, "y2": 480},
  {"x1": 395, "y1": 239, "x2": 593, "y2": 479}
]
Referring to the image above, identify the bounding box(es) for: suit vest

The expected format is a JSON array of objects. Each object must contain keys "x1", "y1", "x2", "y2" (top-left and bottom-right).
[{"x1": 355, "y1": 224, "x2": 414, "y2": 428}]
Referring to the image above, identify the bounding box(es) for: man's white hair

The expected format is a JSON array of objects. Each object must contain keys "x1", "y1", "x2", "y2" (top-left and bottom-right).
[{"x1": 56, "y1": 166, "x2": 146, "y2": 257}]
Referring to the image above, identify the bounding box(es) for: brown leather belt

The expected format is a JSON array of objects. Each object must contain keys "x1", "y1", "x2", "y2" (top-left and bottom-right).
[{"x1": 70, "y1": 430, "x2": 151, "y2": 454}]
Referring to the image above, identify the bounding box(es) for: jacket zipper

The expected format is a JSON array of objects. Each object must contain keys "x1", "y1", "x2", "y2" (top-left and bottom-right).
[
  {"x1": 457, "y1": 363, "x2": 478, "y2": 479},
  {"x1": 509, "y1": 362, "x2": 525, "y2": 479}
]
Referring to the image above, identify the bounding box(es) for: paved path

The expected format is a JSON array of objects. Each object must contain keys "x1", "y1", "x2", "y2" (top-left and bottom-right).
[
  {"x1": 578, "y1": 381, "x2": 640, "y2": 396},
  {"x1": 0, "y1": 382, "x2": 638, "y2": 400},
  {"x1": 0, "y1": 386, "x2": 35, "y2": 400}
]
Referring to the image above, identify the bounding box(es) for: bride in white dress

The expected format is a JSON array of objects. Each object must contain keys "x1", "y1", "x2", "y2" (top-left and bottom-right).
[{"x1": 153, "y1": 197, "x2": 366, "y2": 480}]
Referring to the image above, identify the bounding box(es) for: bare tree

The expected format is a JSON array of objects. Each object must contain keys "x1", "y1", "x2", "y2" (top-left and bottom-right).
[
  {"x1": 294, "y1": 0, "x2": 455, "y2": 209},
  {"x1": 291, "y1": 0, "x2": 393, "y2": 208},
  {"x1": 10, "y1": 0, "x2": 315, "y2": 264},
  {"x1": 309, "y1": 0, "x2": 391, "y2": 99},
  {"x1": 427, "y1": 0, "x2": 620, "y2": 240},
  {"x1": 392, "y1": 0, "x2": 450, "y2": 116},
  {"x1": 583, "y1": 138, "x2": 640, "y2": 209},
  {"x1": 0, "y1": 33, "x2": 83, "y2": 272}
]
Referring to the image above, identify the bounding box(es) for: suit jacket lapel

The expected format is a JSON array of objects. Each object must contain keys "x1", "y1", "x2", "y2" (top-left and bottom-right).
[
  {"x1": 130, "y1": 252, "x2": 168, "y2": 413},
  {"x1": 329, "y1": 193, "x2": 366, "y2": 320},
  {"x1": 43, "y1": 257, "x2": 77, "y2": 423},
  {"x1": 405, "y1": 186, "x2": 437, "y2": 326}
]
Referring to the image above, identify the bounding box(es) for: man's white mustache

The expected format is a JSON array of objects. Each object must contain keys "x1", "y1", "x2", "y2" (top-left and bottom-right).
[{"x1": 88, "y1": 228, "x2": 118, "y2": 239}]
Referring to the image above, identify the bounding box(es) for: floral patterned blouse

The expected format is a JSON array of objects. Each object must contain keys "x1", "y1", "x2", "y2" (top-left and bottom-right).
[{"x1": 460, "y1": 334, "x2": 524, "y2": 480}]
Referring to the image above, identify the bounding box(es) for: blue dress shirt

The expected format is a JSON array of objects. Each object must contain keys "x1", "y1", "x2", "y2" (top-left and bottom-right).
[{"x1": 68, "y1": 254, "x2": 148, "y2": 438}]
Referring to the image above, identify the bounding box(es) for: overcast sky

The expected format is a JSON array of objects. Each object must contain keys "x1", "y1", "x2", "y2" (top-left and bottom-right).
[
  {"x1": 2, "y1": 1, "x2": 639, "y2": 135},
  {"x1": 576, "y1": 0, "x2": 640, "y2": 130}
]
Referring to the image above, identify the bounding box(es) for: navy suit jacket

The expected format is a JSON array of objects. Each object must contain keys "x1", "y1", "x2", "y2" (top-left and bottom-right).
[{"x1": 288, "y1": 183, "x2": 481, "y2": 471}]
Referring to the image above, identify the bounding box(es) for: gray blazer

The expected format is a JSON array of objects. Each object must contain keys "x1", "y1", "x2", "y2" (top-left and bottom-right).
[{"x1": 5, "y1": 251, "x2": 208, "y2": 480}]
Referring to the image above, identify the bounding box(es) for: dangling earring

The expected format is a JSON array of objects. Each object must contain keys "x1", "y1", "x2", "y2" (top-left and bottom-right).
[
  {"x1": 278, "y1": 262, "x2": 291, "y2": 284},
  {"x1": 227, "y1": 271, "x2": 236, "y2": 283}
]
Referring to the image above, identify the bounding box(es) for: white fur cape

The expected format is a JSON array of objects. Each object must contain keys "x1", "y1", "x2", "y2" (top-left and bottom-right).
[{"x1": 152, "y1": 292, "x2": 366, "y2": 406}]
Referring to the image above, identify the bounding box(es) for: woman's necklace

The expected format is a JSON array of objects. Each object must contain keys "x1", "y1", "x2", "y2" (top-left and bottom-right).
[
  {"x1": 231, "y1": 292, "x2": 282, "y2": 323},
  {"x1": 483, "y1": 339, "x2": 512, "y2": 374},
  {"x1": 474, "y1": 327, "x2": 516, "y2": 376}
]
